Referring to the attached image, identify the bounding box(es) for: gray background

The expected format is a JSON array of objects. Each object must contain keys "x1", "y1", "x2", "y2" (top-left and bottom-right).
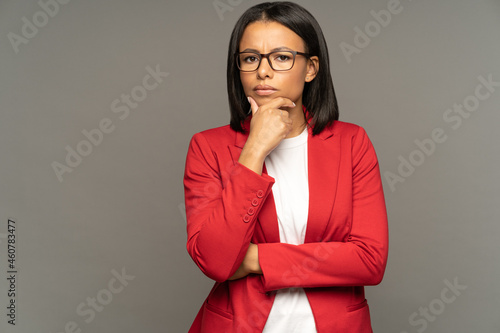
[{"x1": 1, "y1": 0, "x2": 499, "y2": 332}]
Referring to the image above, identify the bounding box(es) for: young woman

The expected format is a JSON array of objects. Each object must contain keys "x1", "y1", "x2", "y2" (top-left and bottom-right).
[{"x1": 183, "y1": 2, "x2": 388, "y2": 332}]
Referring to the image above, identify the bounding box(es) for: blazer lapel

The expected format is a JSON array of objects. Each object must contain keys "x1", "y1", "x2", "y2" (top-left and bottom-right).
[{"x1": 304, "y1": 118, "x2": 340, "y2": 243}]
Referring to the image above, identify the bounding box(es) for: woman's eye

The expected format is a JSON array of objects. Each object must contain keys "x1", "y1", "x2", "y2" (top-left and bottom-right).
[
  {"x1": 275, "y1": 55, "x2": 291, "y2": 62},
  {"x1": 244, "y1": 56, "x2": 258, "y2": 63}
]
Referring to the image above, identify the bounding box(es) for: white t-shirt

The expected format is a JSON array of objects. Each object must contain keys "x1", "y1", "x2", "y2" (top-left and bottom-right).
[{"x1": 262, "y1": 126, "x2": 317, "y2": 333}]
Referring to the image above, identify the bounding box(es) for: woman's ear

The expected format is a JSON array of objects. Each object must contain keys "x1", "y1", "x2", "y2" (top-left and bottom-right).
[{"x1": 305, "y1": 56, "x2": 319, "y2": 82}]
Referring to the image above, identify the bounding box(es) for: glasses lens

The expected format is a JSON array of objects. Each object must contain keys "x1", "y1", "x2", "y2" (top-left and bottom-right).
[
  {"x1": 269, "y1": 51, "x2": 294, "y2": 71},
  {"x1": 238, "y1": 52, "x2": 260, "y2": 71}
]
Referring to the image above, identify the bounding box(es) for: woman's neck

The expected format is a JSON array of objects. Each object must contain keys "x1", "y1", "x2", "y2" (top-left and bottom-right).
[{"x1": 285, "y1": 104, "x2": 308, "y2": 138}]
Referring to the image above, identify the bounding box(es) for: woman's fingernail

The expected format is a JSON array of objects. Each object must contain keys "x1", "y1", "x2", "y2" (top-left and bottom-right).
[
  {"x1": 247, "y1": 97, "x2": 251, "y2": 103},
  {"x1": 292, "y1": 102, "x2": 296, "y2": 106}
]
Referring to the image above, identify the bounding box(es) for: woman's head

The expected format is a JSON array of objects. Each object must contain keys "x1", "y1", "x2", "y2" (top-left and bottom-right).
[{"x1": 227, "y1": 1, "x2": 339, "y2": 135}]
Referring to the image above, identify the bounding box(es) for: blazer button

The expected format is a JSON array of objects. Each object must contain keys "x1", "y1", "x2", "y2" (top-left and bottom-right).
[
  {"x1": 247, "y1": 207, "x2": 255, "y2": 216},
  {"x1": 251, "y1": 198, "x2": 259, "y2": 207},
  {"x1": 256, "y1": 190, "x2": 264, "y2": 198},
  {"x1": 243, "y1": 214, "x2": 251, "y2": 223}
]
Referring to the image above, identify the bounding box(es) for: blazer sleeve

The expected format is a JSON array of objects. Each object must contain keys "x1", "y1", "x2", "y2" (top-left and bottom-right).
[
  {"x1": 183, "y1": 132, "x2": 275, "y2": 282},
  {"x1": 257, "y1": 126, "x2": 389, "y2": 291}
]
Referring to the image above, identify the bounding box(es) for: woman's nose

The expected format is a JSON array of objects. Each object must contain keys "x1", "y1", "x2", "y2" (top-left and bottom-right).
[{"x1": 257, "y1": 57, "x2": 274, "y2": 79}]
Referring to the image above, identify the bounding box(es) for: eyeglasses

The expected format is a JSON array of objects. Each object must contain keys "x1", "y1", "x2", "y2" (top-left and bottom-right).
[{"x1": 235, "y1": 50, "x2": 310, "y2": 72}]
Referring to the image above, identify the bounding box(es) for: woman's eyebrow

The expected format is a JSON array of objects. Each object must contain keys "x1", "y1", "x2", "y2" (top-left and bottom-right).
[{"x1": 240, "y1": 46, "x2": 293, "y2": 53}]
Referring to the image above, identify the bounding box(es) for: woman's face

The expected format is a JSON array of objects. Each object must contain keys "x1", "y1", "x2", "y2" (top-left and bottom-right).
[{"x1": 238, "y1": 20, "x2": 319, "y2": 107}]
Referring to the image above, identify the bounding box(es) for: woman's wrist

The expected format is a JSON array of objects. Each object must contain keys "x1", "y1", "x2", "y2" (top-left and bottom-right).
[
  {"x1": 238, "y1": 143, "x2": 266, "y2": 175},
  {"x1": 246, "y1": 243, "x2": 262, "y2": 274}
]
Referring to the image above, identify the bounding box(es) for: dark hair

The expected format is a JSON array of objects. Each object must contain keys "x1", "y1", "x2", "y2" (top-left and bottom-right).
[{"x1": 227, "y1": 1, "x2": 339, "y2": 136}]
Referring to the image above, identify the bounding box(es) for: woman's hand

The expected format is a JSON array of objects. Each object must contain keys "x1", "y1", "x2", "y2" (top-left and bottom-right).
[
  {"x1": 246, "y1": 96, "x2": 295, "y2": 156},
  {"x1": 238, "y1": 96, "x2": 295, "y2": 175},
  {"x1": 228, "y1": 243, "x2": 262, "y2": 280}
]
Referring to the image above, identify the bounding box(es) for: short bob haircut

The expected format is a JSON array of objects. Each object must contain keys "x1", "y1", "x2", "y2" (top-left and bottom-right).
[{"x1": 227, "y1": 1, "x2": 339, "y2": 136}]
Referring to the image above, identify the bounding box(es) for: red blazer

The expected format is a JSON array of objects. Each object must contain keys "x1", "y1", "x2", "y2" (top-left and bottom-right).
[{"x1": 183, "y1": 111, "x2": 388, "y2": 333}]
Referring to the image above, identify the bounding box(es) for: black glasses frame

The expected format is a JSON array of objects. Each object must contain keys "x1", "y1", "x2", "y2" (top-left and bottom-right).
[{"x1": 235, "y1": 50, "x2": 311, "y2": 72}]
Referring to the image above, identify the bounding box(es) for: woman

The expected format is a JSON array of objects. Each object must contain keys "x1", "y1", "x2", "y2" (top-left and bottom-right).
[{"x1": 183, "y1": 2, "x2": 388, "y2": 332}]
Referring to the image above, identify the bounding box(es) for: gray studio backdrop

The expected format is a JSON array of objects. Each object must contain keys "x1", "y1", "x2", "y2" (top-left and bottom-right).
[{"x1": 1, "y1": 0, "x2": 499, "y2": 332}]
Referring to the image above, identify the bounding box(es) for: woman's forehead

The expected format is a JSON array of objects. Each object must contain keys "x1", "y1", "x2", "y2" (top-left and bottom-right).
[{"x1": 239, "y1": 21, "x2": 305, "y2": 52}]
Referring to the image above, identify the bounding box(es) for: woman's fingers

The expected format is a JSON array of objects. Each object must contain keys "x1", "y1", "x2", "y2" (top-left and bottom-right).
[
  {"x1": 259, "y1": 96, "x2": 295, "y2": 112},
  {"x1": 247, "y1": 96, "x2": 259, "y2": 115},
  {"x1": 244, "y1": 96, "x2": 297, "y2": 157},
  {"x1": 247, "y1": 96, "x2": 295, "y2": 115}
]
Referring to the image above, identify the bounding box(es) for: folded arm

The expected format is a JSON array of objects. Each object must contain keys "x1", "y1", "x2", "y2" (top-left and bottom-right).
[
  {"x1": 257, "y1": 127, "x2": 389, "y2": 290},
  {"x1": 184, "y1": 132, "x2": 274, "y2": 282}
]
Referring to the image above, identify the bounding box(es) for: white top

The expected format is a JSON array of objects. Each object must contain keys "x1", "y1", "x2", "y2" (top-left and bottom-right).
[{"x1": 262, "y1": 126, "x2": 317, "y2": 333}]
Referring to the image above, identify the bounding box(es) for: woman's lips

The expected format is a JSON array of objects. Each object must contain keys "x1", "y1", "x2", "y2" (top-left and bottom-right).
[
  {"x1": 254, "y1": 89, "x2": 277, "y2": 96},
  {"x1": 254, "y1": 84, "x2": 277, "y2": 96}
]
